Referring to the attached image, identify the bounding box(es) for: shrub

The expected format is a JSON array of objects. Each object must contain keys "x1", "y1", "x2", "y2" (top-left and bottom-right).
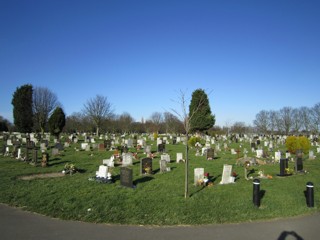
[
  {"x1": 285, "y1": 136, "x2": 310, "y2": 154},
  {"x1": 153, "y1": 132, "x2": 158, "y2": 141},
  {"x1": 188, "y1": 136, "x2": 202, "y2": 147}
]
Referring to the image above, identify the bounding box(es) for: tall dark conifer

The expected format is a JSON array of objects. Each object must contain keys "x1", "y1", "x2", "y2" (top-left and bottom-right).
[
  {"x1": 12, "y1": 84, "x2": 33, "y2": 133},
  {"x1": 189, "y1": 89, "x2": 215, "y2": 132}
]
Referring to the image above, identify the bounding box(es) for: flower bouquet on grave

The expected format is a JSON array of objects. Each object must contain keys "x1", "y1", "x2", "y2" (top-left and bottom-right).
[{"x1": 63, "y1": 163, "x2": 77, "y2": 175}]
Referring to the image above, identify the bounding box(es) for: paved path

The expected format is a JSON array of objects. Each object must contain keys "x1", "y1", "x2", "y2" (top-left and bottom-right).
[{"x1": 1, "y1": 203, "x2": 319, "y2": 240}]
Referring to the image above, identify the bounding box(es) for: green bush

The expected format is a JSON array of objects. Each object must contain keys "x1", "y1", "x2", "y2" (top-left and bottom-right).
[
  {"x1": 188, "y1": 136, "x2": 202, "y2": 147},
  {"x1": 285, "y1": 136, "x2": 310, "y2": 154}
]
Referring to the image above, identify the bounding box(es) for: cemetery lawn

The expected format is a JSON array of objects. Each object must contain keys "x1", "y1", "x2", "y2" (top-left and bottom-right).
[{"x1": 0, "y1": 139, "x2": 319, "y2": 226}]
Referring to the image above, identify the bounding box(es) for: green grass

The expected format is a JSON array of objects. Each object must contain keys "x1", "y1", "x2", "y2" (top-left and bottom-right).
[{"x1": 0, "y1": 137, "x2": 319, "y2": 225}]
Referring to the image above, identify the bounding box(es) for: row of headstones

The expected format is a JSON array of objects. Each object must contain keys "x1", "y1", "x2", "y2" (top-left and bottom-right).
[{"x1": 96, "y1": 156, "x2": 177, "y2": 188}]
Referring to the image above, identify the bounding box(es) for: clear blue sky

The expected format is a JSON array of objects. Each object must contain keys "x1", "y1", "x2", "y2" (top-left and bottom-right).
[{"x1": 1, "y1": 0, "x2": 320, "y2": 127}]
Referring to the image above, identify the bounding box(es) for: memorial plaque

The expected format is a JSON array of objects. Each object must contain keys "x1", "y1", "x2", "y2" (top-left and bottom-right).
[{"x1": 120, "y1": 167, "x2": 133, "y2": 188}]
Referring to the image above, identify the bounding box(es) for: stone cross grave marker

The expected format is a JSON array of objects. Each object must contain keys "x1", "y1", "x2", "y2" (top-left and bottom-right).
[
  {"x1": 219, "y1": 164, "x2": 235, "y2": 184},
  {"x1": 194, "y1": 168, "x2": 204, "y2": 186},
  {"x1": 120, "y1": 167, "x2": 133, "y2": 188}
]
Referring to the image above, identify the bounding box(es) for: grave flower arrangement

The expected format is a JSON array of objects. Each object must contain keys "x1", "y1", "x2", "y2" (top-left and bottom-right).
[{"x1": 63, "y1": 163, "x2": 77, "y2": 175}]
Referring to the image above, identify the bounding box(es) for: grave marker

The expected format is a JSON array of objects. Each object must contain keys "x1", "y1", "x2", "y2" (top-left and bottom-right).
[
  {"x1": 120, "y1": 167, "x2": 133, "y2": 188},
  {"x1": 141, "y1": 157, "x2": 153, "y2": 175},
  {"x1": 194, "y1": 168, "x2": 204, "y2": 186},
  {"x1": 220, "y1": 164, "x2": 235, "y2": 184}
]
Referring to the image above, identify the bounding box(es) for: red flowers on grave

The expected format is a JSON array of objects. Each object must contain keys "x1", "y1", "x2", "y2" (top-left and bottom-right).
[{"x1": 232, "y1": 171, "x2": 238, "y2": 178}]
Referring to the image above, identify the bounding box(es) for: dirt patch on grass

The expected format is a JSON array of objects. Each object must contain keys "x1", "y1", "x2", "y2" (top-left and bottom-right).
[{"x1": 18, "y1": 172, "x2": 65, "y2": 180}]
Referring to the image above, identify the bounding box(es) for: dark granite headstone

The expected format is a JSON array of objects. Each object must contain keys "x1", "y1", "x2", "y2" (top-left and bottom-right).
[
  {"x1": 141, "y1": 157, "x2": 153, "y2": 175},
  {"x1": 55, "y1": 143, "x2": 64, "y2": 151},
  {"x1": 104, "y1": 140, "x2": 111, "y2": 150},
  {"x1": 206, "y1": 148, "x2": 214, "y2": 160},
  {"x1": 120, "y1": 167, "x2": 133, "y2": 188},
  {"x1": 295, "y1": 150, "x2": 303, "y2": 172},
  {"x1": 32, "y1": 149, "x2": 38, "y2": 164},
  {"x1": 157, "y1": 143, "x2": 165, "y2": 153}
]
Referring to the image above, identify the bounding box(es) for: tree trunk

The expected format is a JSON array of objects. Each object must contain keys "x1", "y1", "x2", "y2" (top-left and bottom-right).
[{"x1": 184, "y1": 133, "x2": 189, "y2": 198}]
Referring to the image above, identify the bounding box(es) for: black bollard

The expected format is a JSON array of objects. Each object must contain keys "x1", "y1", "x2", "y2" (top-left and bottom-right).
[
  {"x1": 253, "y1": 179, "x2": 260, "y2": 207},
  {"x1": 306, "y1": 182, "x2": 314, "y2": 208}
]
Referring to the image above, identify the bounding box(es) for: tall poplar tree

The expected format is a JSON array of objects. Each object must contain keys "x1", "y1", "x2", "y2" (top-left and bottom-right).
[
  {"x1": 12, "y1": 84, "x2": 33, "y2": 133},
  {"x1": 189, "y1": 89, "x2": 215, "y2": 133}
]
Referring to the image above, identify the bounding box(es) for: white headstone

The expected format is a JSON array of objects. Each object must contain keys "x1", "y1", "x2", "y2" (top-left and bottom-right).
[
  {"x1": 176, "y1": 153, "x2": 183, "y2": 163},
  {"x1": 161, "y1": 153, "x2": 170, "y2": 163},
  {"x1": 275, "y1": 151, "x2": 281, "y2": 162},
  {"x1": 96, "y1": 165, "x2": 108, "y2": 178},
  {"x1": 122, "y1": 153, "x2": 133, "y2": 166},
  {"x1": 103, "y1": 156, "x2": 115, "y2": 167},
  {"x1": 220, "y1": 164, "x2": 235, "y2": 184},
  {"x1": 256, "y1": 149, "x2": 263, "y2": 158},
  {"x1": 194, "y1": 168, "x2": 204, "y2": 186}
]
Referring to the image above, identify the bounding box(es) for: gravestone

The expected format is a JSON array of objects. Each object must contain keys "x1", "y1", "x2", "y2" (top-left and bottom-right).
[
  {"x1": 41, "y1": 152, "x2": 49, "y2": 167},
  {"x1": 295, "y1": 150, "x2": 303, "y2": 172},
  {"x1": 278, "y1": 158, "x2": 289, "y2": 176},
  {"x1": 98, "y1": 143, "x2": 105, "y2": 151},
  {"x1": 96, "y1": 165, "x2": 108, "y2": 178},
  {"x1": 157, "y1": 143, "x2": 165, "y2": 153},
  {"x1": 161, "y1": 153, "x2": 170, "y2": 163},
  {"x1": 103, "y1": 156, "x2": 115, "y2": 167},
  {"x1": 206, "y1": 148, "x2": 214, "y2": 160},
  {"x1": 309, "y1": 150, "x2": 315, "y2": 160},
  {"x1": 32, "y1": 149, "x2": 38, "y2": 164},
  {"x1": 275, "y1": 151, "x2": 281, "y2": 162},
  {"x1": 219, "y1": 164, "x2": 235, "y2": 184},
  {"x1": 145, "y1": 145, "x2": 151, "y2": 155},
  {"x1": 194, "y1": 168, "x2": 204, "y2": 186},
  {"x1": 176, "y1": 153, "x2": 183, "y2": 163},
  {"x1": 256, "y1": 149, "x2": 263, "y2": 158},
  {"x1": 122, "y1": 153, "x2": 133, "y2": 166},
  {"x1": 81, "y1": 143, "x2": 88, "y2": 150},
  {"x1": 55, "y1": 143, "x2": 64, "y2": 151},
  {"x1": 251, "y1": 142, "x2": 256, "y2": 150},
  {"x1": 120, "y1": 167, "x2": 133, "y2": 188},
  {"x1": 52, "y1": 148, "x2": 59, "y2": 156},
  {"x1": 160, "y1": 159, "x2": 167, "y2": 173},
  {"x1": 141, "y1": 157, "x2": 153, "y2": 175},
  {"x1": 104, "y1": 140, "x2": 111, "y2": 150}
]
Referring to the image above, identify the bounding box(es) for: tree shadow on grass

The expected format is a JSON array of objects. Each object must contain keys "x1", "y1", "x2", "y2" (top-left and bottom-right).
[{"x1": 48, "y1": 160, "x2": 68, "y2": 167}]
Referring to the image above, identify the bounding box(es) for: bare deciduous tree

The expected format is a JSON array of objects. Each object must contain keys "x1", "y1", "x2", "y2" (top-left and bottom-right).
[
  {"x1": 83, "y1": 95, "x2": 113, "y2": 136},
  {"x1": 33, "y1": 87, "x2": 60, "y2": 134},
  {"x1": 170, "y1": 89, "x2": 212, "y2": 198}
]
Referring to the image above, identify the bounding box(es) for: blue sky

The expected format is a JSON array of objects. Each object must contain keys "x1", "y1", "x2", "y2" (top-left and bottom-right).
[{"x1": 1, "y1": 0, "x2": 320, "y2": 127}]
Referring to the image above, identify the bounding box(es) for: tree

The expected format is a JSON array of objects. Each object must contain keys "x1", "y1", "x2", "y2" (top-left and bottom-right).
[
  {"x1": 171, "y1": 89, "x2": 214, "y2": 198},
  {"x1": 299, "y1": 106, "x2": 311, "y2": 133},
  {"x1": 163, "y1": 111, "x2": 184, "y2": 133},
  {"x1": 0, "y1": 116, "x2": 11, "y2": 132},
  {"x1": 149, "y1": 112, "x2": 163, "y2": 133},
  {"x1": 11, "y1": 84, "x2": 33, "y2": 133},
  {"x1": 33, "y1": 87, "x2": 60, "y2": 134},
  {"x1": 189, "y1": 89, "x2": 215, "y2": 133},
  {"x1": 253, "y1": 110, "x2": 269, "y2": 134},
  {"x1": 310, "y1": 103, "x2": 320, "y2": 134},
  {"x1": 48, "y1": 107, "x2": 66, "y2": 138},
  {"x1": 279, "y1": 107, "x2": 294, "y2": 135},
  {"x1": 83, "y1": 95, "x2": 113, "y2": 136},
  {"x1": 118, "y1": 112, "x2": 134, "y2": 133}
]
